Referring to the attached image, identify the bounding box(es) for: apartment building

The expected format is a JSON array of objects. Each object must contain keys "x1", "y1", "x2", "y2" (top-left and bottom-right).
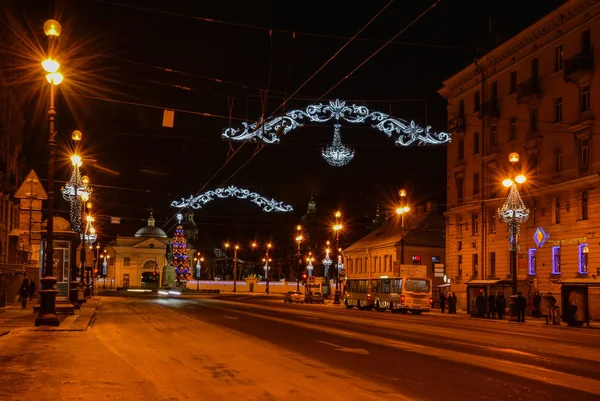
[{"x1": 438, "y1": 0, "x2": 600, "y2": 311}]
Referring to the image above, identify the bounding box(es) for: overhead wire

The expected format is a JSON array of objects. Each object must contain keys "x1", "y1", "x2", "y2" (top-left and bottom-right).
[{"x1": 90, "y1": 0, "x2": 484, "y2": 52}]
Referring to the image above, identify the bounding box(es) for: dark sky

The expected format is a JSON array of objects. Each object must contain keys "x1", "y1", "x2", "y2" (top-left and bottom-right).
[{"x1": 7, "y1": 0, "x2": 564, "y2": 251}]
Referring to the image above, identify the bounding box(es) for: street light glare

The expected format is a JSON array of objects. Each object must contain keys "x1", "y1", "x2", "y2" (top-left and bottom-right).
[
  {"x1": 399, "y1": 189, "x2": 407, "y2": 197},
  {"x1": 515, "y1": 174, "x2": 526, "y2": 184},
  {"x1": 43, "y1": 19, "x2": 62, "y2": 37},
  {"x1": 41, "y1": 59, "x2": 60, "y2": 73},
  {"x1": 71, "y1": 130, "x2": 83, "y2": 141},
  {"x1": 509, "y1": 152, "x2": 520, "y2": 163},
  {"x1": 296, "y1": 225, "x2": 302, "y2": 231},
  {"x1": 70, "y1": 154, "x2": 82, "y2": 167},
  {"x1": 45, "y1": 72, "x2": 63, "y2": 85},
  {"x1": 502, "y1": 178, "x2": 514, "y2": 188},
  {"x1": 335, "y1": 211, "x2": 341, "y2": 218}
]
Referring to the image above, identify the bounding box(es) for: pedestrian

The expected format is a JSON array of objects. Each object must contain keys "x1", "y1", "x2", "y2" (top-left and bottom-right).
[
  {"x1": 475, "y1": 290, "x2": 486, "y2": 318},
  {"x1": 439, "y1": 292, "x2": 447, "y2": 313},
  {"x1": 546, "y1": 292, "x2": 558, "y2": 325},
  {"x1": 496, "y1": 291, "x2": 506, "y2": 319},
  {"x1": 533, "y1": 291, "x2": 542, "y2": 318},
  {"x1": 487, "y1": 293, "x2": 496, "y2": 319},
  {"x1": 447, "y1": 292, "x2": 454, "y2": 314},
  {"x1": 19, "y1": 276, "x2": 30, "y2": 309},
  {"x1": 516, "y1": 292, "x2": 527, "y2": 323}
]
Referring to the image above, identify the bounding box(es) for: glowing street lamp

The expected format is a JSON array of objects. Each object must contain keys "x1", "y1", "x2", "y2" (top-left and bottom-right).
[{"x1": 333, "y1": 211, "x2": 343, "y2": 304}]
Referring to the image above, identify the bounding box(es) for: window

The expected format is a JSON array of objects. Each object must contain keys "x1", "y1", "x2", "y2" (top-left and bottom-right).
[
  {"x1": 528, "y1": 249, "x2": 537, "y2": 276},
  {"x1": 554, "y1": 97, "x2": 563, "y2": 122},
  {"x1": 581, "y1": 84, "x2": 591, "y2": 112},
  {"x1": 123, "y1": 257, "x2": 131, "y2": 267},
  {"x1": 554, "y1": 147, "x2": 562, "y2": 173},
  {"x1": 582, "y1": 190, "x2": 589, "y2": 220},
  {"x1": 531, "y1": 58, "x2": 539, "y2": 80},
  {"x1": 509, "y1": 71, "x2": 517, "y2": 94},
  {"x1": 457, "y1": 177, "x2": 464, "y2": 203},
  {"x1": 471, "y1": 213, "x2": 478, "y2": 235},
  {"x1": 412, "y1": 255, "x2": 422, "y2": 265},
  {"x1": 473, "y1": 173, "x2": 480, "y2": 195},
  {"x1": 489, "y1": 252, "x2": 496, "y2": 278},
  {"x1": 457, "y1": 255, "x2": 463, "y2": 276},
  {"x1": 473, "y1": 132, "x2": 480, "y2": 154},
  {"x1": 489, "y1": 210, "x2": 496, "y2": 234},
  {"x1": 530, "y1": 107, "x2": 538, "y2": 133},
  {"x1": 555, "y1": 45, "x2": 563, "y2": 71},
  {"x1": 491, "y1": 81, "x2": 498, "y2": 102},
  {"x1": 458, "y1": 215, "x2": 463, "y2": 237},
  {"x1": 582, "y1": 29, "x2": 591, "y2": 53},
  {"x1": 472, "y1": 254, "x2": 479, "y2": 277},
  {"x1": 458, "y1": 137, "x2": 465, "y2": 160},
  {"x1": 509, "y1": 117, "x2": 517, "y2": 140},
  {"x1": 555, "y1": 197, "x2": 561, "y2": 224},
  {"x1": 552, "y1": 246, "x2": 561, "y2": 275},
  {"x1": 528, "y1": 153, "x2": 538, "y2": 171},
  {"x1": 490, "y1": 125, "x2": 497, "y2": 148},
  {"x1": 474, "y1": 91, "x2": 480, "y2": 113},
  {"x1": 458, "y1": 99, "x2": 465, "y2": 116},
  {"x1": 457, "y1": 241, "x2": 462, "y2": 251},
  {"x1": 579, "y1": 244, "x2": 589, "y2": 275},
  {"x1": 579, "y1": 138, "x2": 590, "y2": 168}
]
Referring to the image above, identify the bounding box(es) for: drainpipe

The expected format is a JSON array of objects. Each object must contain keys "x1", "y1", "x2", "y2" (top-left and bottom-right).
[{"x1": 474, "y1": 59, "x2": 487, "y2": 280}]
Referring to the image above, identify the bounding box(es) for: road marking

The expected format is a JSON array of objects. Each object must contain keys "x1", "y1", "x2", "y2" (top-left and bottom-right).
[
  {"x1": 202, "y1": 303, "x2": 600, "y2": 396},
  {"x1": 317, "y1": 340, "x2": 369, "y2": 355},
  {"x1": 303, "y1": 316, "x2": 319, "y2": 320},
  {"x1": 224, "y1": 316, "x2": 238, "y2": 320}
]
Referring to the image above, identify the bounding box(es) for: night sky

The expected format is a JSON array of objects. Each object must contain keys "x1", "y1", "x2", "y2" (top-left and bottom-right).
[{"x1": 6, "y1": 0, "x2": 564, "y2": 252}]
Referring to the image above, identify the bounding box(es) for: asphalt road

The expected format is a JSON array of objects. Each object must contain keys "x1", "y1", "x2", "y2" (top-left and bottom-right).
[{"x1": 154, "y1": 294, "x2": 600, "y2": 400}]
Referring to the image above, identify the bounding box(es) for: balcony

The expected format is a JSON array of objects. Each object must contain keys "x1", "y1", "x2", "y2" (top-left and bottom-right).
[
  {"x1": 448, "y1": 115, "x2": 466, "y2": 134},
  {"x1": 478, "y1": 101, "x2": 499, "y2": 121},
  {"x1": 564, "y1": 52, "x2": 594, "y2": 84},
  {"x1": 516, "y1": 79, "x2": 542, "y2": 106}
]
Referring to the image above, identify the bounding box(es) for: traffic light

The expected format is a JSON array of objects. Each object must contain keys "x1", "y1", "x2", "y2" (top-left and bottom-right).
[{"x1": 302, "y1": 273, "x2": 307, "y2": 280}]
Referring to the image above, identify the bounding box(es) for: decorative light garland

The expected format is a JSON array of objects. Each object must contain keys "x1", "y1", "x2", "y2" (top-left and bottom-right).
[
  {"x1": 497, "y1": 183, "x2": 529, "y2": 251},
  {"x1": 321, "y1": 124, "x2": 355, "y2": 167},
  {"x1": 322, "y1": 250, "x2": 332, "y2": 278},
  {"x1": 61, "y1": 162, "x2": 91, "y2": 232},
  {"x1": 222, "y1": 99, "x2": 451, "y2": 166},
  {"x1": 171, "y1": 185, "x2": 293, "y2": 212},
  {"x1": 82, "y1": 216, "x2": 97, "y2": 246},
  {"x1": 307, "y1": 259, "x2": 314, "y2": 276}
]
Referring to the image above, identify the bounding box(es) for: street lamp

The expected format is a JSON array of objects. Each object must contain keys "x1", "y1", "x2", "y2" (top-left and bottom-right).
[
  {"x1": 193, "y1": 254, "x2": 204, "y2": 292},
  {"x1": 36, "y1": 19, "x2": 63, "y2": 327},
  {"x1": 265, "y1": 243, "x2": 272, "y2": 295},
  {"x1": 306, "y1": 253, "x2": 314, "y2": 277},
  {"x1": 333, "y1": 211, "x2": 343, "y2": 304},
  {"x1": 497, "y1": 152, "x2": 529, "y2": 320},
  {"x1": 295, "y1": 225, "x2": 303, "y2": 290},
  {"x1": 396, "y1": 189, "x2": 410, "y2": 265},
  {"x1": 233, "y1": 245, "x2": 239, "y2": 293}
]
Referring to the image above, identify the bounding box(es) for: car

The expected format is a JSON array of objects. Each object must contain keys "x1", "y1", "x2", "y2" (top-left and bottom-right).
[
  {"x1": 283, "y1": 291, "x2": 295, "y2": 303},
  {"x1": 306, "y1": 292, "x2": 325, "y2": 304},
  {"x1": 290, "y1": 291, "x2": 305, "y2": 303}
]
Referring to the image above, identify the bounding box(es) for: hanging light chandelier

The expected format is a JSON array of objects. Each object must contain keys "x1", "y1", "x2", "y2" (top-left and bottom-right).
[
  {"x1": 321, "y1": 124, "x2": 355, "y2": 167},
  {"x1": 61, "y1": 155, "x2": 91, "y2": 232}
]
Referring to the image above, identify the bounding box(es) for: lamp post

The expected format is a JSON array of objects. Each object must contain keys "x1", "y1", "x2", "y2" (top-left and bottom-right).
[
  {"x1": 322, "y1": 243, "x2": 332, "y2": 281},
  {"x1": 233, "y1": 245, "x2": 239, "y2": 293},
  {"x1": 333, "y1": 211, "x2": 342, "y2": 304},
  {"x1": 264, "y1": 243, "x2": 272, "y2": 295},
  {"x1": 497, "y1": 152, "x2": 529, "y2": 321},
  {"x1": 306, "y1": 254, "x2": 314, "y2": 277},
  {"x1": 396, "y1": 189, "x2": 410, "y2": 265},
  {"x1": 193, "y1": 254, "x2": 203, "y2": 292},
  {"x1": 295, "y1": 226, "x2": 303, "y2": 290},
  {"x1": 81, "y1": 206, "x2": 97, "y2": 298},
  {"x1": 36, "y1": 19, "x2": 63, "y2": 327}
]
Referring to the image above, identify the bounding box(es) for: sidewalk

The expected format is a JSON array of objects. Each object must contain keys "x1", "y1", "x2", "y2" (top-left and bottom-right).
[{"x1": 0, "y1": 297, "x2": 100, "y2": 336}]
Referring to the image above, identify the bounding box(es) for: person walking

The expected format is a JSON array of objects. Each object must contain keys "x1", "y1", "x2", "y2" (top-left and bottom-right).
[
  {"x1": 19, "y1": 276, "x2": 30, "y2": 309},
  {"x1": 487, "y1": 293, "x2": 496, "y2": 319},
  {"x1": 516, "y1": 292, "x2": 527, "y2": 323},
  {"x1": 475, "y1": 290, "x2": 486, "y2": 318},
  {"x1": 448, "y1": 292, "x2": 456, "y2": 314},
  {"x1": 546, "y1": 292, "x2": 558, "y2": 325},
  {"x1": 496, "y1": 291, "x2": 507, "y2": 319},
  {"x1": 439, "y1": 292, "x2": 447, "y2": 314},
  {"x1": 533, "y1": 291, "x2": 542, "y2": 318}
]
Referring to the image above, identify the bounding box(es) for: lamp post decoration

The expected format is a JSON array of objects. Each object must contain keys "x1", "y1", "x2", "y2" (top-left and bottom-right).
[
  {"x1": 306, "y1": 254, "x2": 314, "y2": 277},
  {"x1": 497, "y1": 152, "x2": 529, "y2": 298},
  {"x1": 36, "y1": 19, "x2": 64, "y2": 327},
  {"x1": 322, "y1": 245, "x2": 332, "y2": 279},
  {"x1": 61, "y1": 149, "x2": 91, "y2": 233}
]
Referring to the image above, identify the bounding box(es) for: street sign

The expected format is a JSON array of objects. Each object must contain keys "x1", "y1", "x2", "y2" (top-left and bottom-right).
[{"x1": 309, "y1": 276, "x2": 315, "y2": 283}]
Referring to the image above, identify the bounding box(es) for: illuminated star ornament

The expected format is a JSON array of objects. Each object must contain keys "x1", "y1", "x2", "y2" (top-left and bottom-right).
[
  {"x1": 222, "y1": 99, "x2": 451, "y2": 167},
  {"x1": 171, "y1": 185, "x2": 293, "y2": 212}
]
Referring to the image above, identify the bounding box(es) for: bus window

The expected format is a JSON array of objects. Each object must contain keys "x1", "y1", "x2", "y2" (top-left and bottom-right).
[
  {"x1": 380, "y1": 279, "x2": 391, "y2": 293},
  {"x1": 405, "y1": 278, "x2": 430, "y2": 293},
  {"x1": 391, "y1": 279, "x2": 402, "y2": 293}
]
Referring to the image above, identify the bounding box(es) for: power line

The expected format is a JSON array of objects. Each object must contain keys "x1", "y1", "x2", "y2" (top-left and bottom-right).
[{"x1": 90, "y1": 0, "x2": 483, "y2": 52}]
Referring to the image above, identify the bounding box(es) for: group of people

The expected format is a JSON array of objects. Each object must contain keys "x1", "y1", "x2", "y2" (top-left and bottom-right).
[
  {"x1": 475, "y1": 290, "x2": 508, "y2": 320},
  {"x1": 473, "y1": 290, "x2": 558, "y2": 323},
  {"x1": 438, "y1": 292, "x2": 458, "y2": 314}
]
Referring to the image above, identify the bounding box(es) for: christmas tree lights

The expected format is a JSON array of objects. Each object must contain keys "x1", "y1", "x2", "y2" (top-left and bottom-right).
[{"x1": 172, "y1": 214, "x2": 191, "y2": 285}]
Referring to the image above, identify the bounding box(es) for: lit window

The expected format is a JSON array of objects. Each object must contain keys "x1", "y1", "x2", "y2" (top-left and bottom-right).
[
  {"x1": 579, "y1": 244, "x2": 589, "y2": 275},
  {"x1": 552, "y1": 246, "x2": 561, "y2": 275},
  {"x1": 528, "y1": 248, "x2": 537, "y2": 276}
]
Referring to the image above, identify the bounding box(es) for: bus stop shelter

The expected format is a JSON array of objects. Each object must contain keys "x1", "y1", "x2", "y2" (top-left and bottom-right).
[
  {"x1": 465, "y1": 279, "x2": 516, "y2": 316},
  {"x1": 560, "y1": 278, "x2": 600, "y2": 327}
]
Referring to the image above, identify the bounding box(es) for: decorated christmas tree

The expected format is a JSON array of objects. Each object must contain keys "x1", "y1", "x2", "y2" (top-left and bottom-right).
[{"x1": 173, "y1": 213, "x2": 191, "y2": 285}]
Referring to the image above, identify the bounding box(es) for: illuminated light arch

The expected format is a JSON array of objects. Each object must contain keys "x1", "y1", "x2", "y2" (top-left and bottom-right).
[
  {"x1": 171, "y1": 185, "x2": 293, "y2": 212},
  {"x1": 221, "y1": 99, "x2": 451, "y2": 166}
]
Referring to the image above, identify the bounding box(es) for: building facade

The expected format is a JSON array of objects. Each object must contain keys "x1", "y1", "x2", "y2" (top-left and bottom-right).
[
  {"x1": 343, "y1": 204, "x2": 445, "y2": 285},
  {"x1": 438, "y1": 0, "x2": 600, "y2": 311},
  {"x1": 106, "y1": 214, "x2": 194, "y2": 289}
]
